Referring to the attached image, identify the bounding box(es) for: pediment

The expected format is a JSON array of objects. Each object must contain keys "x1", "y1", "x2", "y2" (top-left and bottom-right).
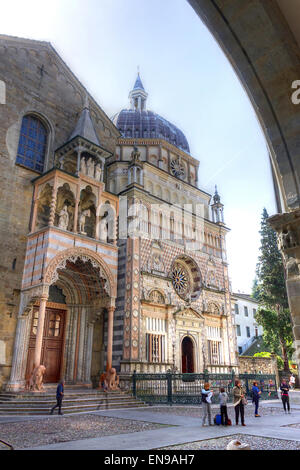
[{"x1": 173, "y1": 307, "x2": 205, "y2": 321}]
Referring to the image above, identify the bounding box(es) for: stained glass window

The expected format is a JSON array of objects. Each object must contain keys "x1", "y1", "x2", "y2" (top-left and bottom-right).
[{"x1": 16, "y1": 115, "x2": 47, "y2": 172}]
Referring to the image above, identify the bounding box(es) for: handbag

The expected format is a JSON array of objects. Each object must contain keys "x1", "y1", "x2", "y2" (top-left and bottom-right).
[{"x1": 242, "y1": 397, "x2": 248, "y2": 406}]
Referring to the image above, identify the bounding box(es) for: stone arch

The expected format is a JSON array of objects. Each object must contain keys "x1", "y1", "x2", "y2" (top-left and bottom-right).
[
  {"x1": 188, "y1": 0, "x2": 300, "y2": 211},
  {"x1": 148, "y1": 289, "x2": 166, "y2": 304},
  {"x1": 171, "y1": 254, "x2": 202, "y2": 301},
  {"x1": 44, "y1": 247, "x2": 117, "y2": 298},
  {"x1": 181, "y1": 335, "x2": 196, "y2": 373}
]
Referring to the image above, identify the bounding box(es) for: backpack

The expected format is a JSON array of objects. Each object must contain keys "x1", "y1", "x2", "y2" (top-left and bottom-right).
[
  {"x1": 226, "y1": 418, "x2": 232, "y2": 426},
  {"x1": 214, "y1": 414, "x2": 222, "y2": 425}
]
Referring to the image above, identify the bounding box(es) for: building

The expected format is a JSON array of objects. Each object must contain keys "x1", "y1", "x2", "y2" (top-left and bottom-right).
[
  {"x1": 231, "y1": 293, "x2": 263, "y2": 355},
  {"x1": 0, "y1": 34, "x2": 238, "y2": 392}
]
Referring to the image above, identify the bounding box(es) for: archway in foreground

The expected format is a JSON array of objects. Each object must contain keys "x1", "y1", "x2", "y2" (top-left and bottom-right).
[{"x1": 187, "y1": 0, "x2": 300, "y2": 376}]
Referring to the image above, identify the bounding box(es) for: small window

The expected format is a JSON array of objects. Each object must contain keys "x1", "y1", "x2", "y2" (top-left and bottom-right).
[
  {"x1": 234, "y1": 304, "x2": 239, "y2": 315},
  {"x1": 246, "y1": 326, "x2": 251, "y2": 338},
  {"x1": 236, "y1": 325, "x2": 241, "y2": 336},
  {"x1": 244, "y1": 306, "x2": 248, "y2": 317},
  {"x1": 255, "y1": 327, "x2": 258, "y2": 337},
  {"x1": 238, "y1": 346, "x2": 243, "y2": 355},
  {"x1": 253, "y1": 308, "x2": 257, "y2": 317},
  {"x1": 16, "y1": 115, "x2": 47, "y2": 172}
]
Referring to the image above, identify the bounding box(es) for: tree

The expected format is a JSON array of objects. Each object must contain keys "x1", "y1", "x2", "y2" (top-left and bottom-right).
[{"x1": 253, "y1": 208, "x2": 294, "y2": 370}]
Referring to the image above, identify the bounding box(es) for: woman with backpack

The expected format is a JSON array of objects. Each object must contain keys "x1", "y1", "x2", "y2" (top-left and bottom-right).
[{"x1": 201, "y1": 382, "x2": 213, "y2": 426}]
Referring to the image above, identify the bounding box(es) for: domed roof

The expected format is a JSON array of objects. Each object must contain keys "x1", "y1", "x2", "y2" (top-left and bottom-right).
[
  {"x1": 112, "y1": 73, "x2": 190, "y2": 153},
  {"x1": 112, "y1": 109, "x2": 190, "y2": 153}
]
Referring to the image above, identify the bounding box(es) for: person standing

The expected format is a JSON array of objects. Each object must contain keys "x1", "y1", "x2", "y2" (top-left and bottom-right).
[
  {"x1": 50, "y1": 380, "x2": 65, "y2": 416},
  {"x1": 289, "y1": 374, "x2": 296, "y2": 391},
  {"x1": 201, "y1": 382, "x2": 213, "y2": 426},
  {"x1": 252, "y1": 381, "x2": 261, "y2": 417},
  {"x1": 268, "y1": 379, "x2": 276, "y2": 397},
  {"x1": 280, "y1": 379, "x2": 291, "y2": 413},
  {"x1": 219, "y1": 387, "x2": 229, "y2": 426},
  {"x1": 233, "y1": 380, "x2": 246, "y2": 426}
]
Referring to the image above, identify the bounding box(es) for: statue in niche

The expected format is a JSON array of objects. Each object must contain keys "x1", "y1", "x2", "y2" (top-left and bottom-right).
[
  {"x1": 99, "y1": 215, "x2": 108, "y2": 243},
  {"x1": 131, "y1": 145, "x2": 141, "y2": 163},
  {"x1": 58, "y1": 205, "x2": 69, "y2": 230},
  {"x1": 80, "y1": 157, "x2": 87, "y2": 175},
  {"x1": 278, "y1": 228, "x2": 298, "y2": 251},
  {"x1": 95, "y1": 162, "x2": 102, "y2": 181},
  {"x1": 86, "y1": 157, "x2": 95, "y2": 178},
  {"x1": 79, "y1": 209, "x2": 90, "y2": 234},
  {"x1": 287, "y1": 225, "x2": 298, "y2": 248}
]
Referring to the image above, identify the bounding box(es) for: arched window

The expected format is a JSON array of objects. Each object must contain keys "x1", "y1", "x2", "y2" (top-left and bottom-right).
[{"x1": 16, "y1": 115, "x2": 47, "y2": 172}]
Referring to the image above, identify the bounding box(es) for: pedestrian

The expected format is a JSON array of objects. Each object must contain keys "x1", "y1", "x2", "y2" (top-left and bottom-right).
[
  {"x1": 219, "y1": 387, "x2": 229, "y2": 426},
  {"x1": 280, "y1": 378, "x2": 291, "y2": 413},
  {"x1": 252, "y1": 381, "x2": 261, "y2": 417},
  {"x1": 50, "y1": 380, "x2": 64, "y2": 415},
  {"x1": 201, "y1": 382, "x2": 213, "y2": 426},
  {"x1": 289, "y1": 374, "x2": 296, "y2": 391},
  {"x1": 268, "y1": 379, "x2": 276, "y2": 397},
  {"x1": 233, "y1": 379, "x2": 246, "y2": 426}
]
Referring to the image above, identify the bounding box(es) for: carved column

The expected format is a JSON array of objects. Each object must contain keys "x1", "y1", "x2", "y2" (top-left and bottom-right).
[
  {"x1": 34, "y1": 295, "x2": 48, "y2": 368},
  {"x1": 269, "y1": 210, "x2": 300, "y2": 380},
  {"x1": 106, "y1": 305, "x2": 115, "y2": 371},
  {"x1": 73, "y1": 183, "x2": 81, "y2": 234},
  {"x1": 49, "y1": 179, "x2": 58, "y2": 227}
]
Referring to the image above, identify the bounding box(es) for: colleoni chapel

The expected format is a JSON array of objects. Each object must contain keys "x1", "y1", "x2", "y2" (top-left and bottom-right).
[{"x1": 0, "y1": 35, "x2": 238, "y2": 391}]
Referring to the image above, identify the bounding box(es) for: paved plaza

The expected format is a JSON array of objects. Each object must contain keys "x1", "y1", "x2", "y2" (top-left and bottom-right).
[{"x1": 1, "y1": 394, "x2": 300, "y2": 450}]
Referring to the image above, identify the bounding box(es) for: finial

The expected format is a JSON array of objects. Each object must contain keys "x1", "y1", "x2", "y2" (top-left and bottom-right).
[{"x1": 213, "y1": 185, "x2": 221, "y2": 204}]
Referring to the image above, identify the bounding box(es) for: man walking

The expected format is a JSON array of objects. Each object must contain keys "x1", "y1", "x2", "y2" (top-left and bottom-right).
[{"x1": 50, "y1": 380, "x2": 65, "y2": 415}]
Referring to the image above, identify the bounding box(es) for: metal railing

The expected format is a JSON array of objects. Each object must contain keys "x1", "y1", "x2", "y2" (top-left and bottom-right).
[{"x1": 132, "y1": 370, "x2": 278, "y2": 405}]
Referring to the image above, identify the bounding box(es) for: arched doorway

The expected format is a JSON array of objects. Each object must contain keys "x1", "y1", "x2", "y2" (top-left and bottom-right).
[
  {"x1": 21, "y1": 248, "x2": 116, "y2": 388},
  {"x1": 181, "y1": 336, "x2": 194, "y2": 373}
]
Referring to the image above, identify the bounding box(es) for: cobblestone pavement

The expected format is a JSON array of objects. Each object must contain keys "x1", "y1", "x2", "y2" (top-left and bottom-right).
[
  {"x1": 160, "y1": 433, "x2": 300, "y2": 450},
  {"x1": 139, "y1": 404, "x2": 285, "y2": 419},
  {"x1": 0, "y1": 414, "x2": 163, "y2": 450}
]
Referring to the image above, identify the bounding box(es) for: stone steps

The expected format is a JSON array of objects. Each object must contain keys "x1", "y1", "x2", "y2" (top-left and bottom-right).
[{"x1": 0, "y1": 388, "x2": 147, "y2": 415}]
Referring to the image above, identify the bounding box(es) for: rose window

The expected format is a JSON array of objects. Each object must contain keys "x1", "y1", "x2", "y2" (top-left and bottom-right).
[
  {"x1": 170, "y1": 159, "x2": 185, "y2": 179},
  {"x1": 171, "y1": 256, "x2": 202, "y2": 302},
  {"x1": 172, "y1": 264, "x2": 190, "y2": 299}
]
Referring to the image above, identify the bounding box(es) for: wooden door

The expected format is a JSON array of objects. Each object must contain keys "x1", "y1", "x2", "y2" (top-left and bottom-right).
[{"x1": 26, "y1": 307, "x2": 66, "y2": 383}]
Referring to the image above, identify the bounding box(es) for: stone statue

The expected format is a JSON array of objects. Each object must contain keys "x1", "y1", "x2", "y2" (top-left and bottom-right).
[
  {"x1": 28, "y1": 365, "x2": 46, "y2": 392},
  {"x1": 80, "y1": 157, "x2": 87, "y2": 175},
  {"x1": 86, "y1": 157, "x2": 95, "y2": 178},
  {"x1": 95, "y1": 162, "x2": 102, "y2": 181},
  {"x1": 131, "y1": 145, "x2": 141, "y2": 163},
  {"x1": 58, "y1": 205, "x2": 69, "y2": 230},
  {"x1": 104, "y1": 368, "x2": 120, "y2": 391},
  {"x1": 287, "y1": 226, "x2": 298, "y2": 248},
  {"x1": 99, "y1": 215, "x2": 108, "y2": 243},
  {"x1": 79, "y1": 209, "x2": 90, "y2": 234}
]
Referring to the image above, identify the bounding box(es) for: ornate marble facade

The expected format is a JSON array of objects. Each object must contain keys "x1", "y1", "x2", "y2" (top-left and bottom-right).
[{"x1": 0, "y1": 36, "x2": 238, "y2": 392}]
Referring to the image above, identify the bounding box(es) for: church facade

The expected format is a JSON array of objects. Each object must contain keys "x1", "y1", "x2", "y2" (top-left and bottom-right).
[{"x1": 0, "y1": 35, "x2": 238, "y2": 391}]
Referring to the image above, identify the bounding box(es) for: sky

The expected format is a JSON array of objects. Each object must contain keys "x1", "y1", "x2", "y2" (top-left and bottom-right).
[{"x1": 0, "y1": 0, "x2": 277, "y2": 293}]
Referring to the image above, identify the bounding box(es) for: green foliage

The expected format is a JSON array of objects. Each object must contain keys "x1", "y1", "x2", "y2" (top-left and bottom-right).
[
  {"x1": 253, "y1": 209, "x2": 294, "y2": 369},
  {"x1": 253, "y1": 351, "x2": 284, "y2": 370}
]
